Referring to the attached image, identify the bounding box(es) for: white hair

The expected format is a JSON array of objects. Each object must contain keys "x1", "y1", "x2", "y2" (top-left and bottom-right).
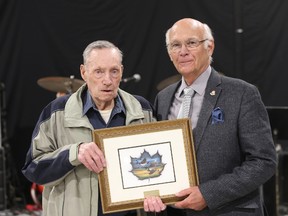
[{"x1": 82, "y1": 40, "x2": 123, "y2": 64}]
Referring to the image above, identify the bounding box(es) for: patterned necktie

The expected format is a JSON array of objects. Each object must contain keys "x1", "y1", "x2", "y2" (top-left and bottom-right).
[{"x1": 181, "y1": 87, "x2": 195, "y2": 118}]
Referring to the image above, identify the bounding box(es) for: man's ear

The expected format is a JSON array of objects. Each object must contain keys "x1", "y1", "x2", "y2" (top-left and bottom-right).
[
  {"x1": 120, "y1": 65, "x2": 124, "y2": 79},
  {"x1": 208, "y1": 40, "x2": 215, "y2": 56},
  {"x1": 80, "y1": 64, "x2": 86, "y2": 82}
]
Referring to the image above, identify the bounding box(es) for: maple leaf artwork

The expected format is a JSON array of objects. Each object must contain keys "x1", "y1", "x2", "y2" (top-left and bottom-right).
[{"x1": 130, "y1": 149, "x2": 166, "y2": 180}]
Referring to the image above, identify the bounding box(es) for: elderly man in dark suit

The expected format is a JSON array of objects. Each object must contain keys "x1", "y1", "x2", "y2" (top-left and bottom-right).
[{"x1": 143, "y1": 18, "x2": 276, "y2": 216}]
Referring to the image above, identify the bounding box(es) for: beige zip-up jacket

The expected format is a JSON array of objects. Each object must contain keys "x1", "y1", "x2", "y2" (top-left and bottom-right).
[{"x1": 22, "y1": 84, "x2": 156, "y2": 216}]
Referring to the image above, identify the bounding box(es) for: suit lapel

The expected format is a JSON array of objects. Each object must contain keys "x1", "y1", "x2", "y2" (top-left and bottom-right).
[
  {"x1": 161, "y1": 82, "x2": 181, "y2": 119},
  {"x1": 193, "y1": 70, "x2": 222, "y2": 151}
]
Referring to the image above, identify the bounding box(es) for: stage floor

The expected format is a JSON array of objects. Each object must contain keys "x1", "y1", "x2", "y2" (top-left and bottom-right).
[{"x1": 0, "y1": 209, "x2": 42, "y2": 216}]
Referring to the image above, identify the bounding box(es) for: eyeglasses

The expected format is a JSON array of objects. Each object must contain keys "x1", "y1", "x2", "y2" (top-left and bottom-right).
[{"x1": 168, "y1": 39, "x2": 208, "y2": 53}]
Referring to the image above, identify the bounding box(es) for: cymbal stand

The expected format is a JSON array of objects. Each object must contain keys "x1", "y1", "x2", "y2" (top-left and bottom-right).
[
  {"x1": 273, "y1": 129, "x2": 288, "y2": 216},
  {"x1": 64, "y1": 75, "x2": 75, "y2": 94},
  {"x1": 0, "y1": 83, "x2": 7, "y2": 210}
]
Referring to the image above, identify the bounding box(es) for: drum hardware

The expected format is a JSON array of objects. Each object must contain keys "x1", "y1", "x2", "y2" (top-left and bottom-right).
[
  {"x1": 266, "y1": 106, "x2": 288, "y2": 216},
  {"x1": 37, "y1": 75, "x2": 85, "y2": 94}
]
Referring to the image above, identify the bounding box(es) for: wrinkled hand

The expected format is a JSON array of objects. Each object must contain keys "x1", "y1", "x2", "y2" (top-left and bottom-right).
[
  {"x1": 174, "y1": 186, "x2": 207, "y2": 211},
  {"x1": 78, "y1": 142, "x2": 106, "y2": 173},
  {"x1": 144, "y1": 196, "x2": 166, "y2": 212}
]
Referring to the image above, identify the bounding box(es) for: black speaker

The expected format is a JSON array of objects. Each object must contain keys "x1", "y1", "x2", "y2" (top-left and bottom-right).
[
  {"x1": 277, "y1": 152, "x2": 288, "y2": 215},
  {"x1": 0, "y1": 147, "x2": 6, "y2": 210}
]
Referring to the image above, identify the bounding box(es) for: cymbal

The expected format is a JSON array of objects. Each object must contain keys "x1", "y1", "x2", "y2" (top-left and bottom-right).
[
  {"x1": 37, "y1": 76, "x2": 85, "y2": 93},
  {"x1": 156, "y1": 74, "x2": 181, "y2": 91}
]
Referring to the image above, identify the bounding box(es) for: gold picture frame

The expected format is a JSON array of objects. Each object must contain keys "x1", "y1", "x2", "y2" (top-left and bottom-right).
[{"x1": 93, "y1": 118, "x2": 198, "y2": 213}]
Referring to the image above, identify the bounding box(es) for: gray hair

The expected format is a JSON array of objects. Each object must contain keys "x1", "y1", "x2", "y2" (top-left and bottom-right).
[
  {"x1": 82, "y1": 40, "x2": 123, "y2": 64},
  {"x1": 202, "y1": 24, "x2": 214, "y2": 47}
]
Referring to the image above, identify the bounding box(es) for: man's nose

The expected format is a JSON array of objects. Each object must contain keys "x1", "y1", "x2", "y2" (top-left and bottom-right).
[
  {"x1": 102, "y1": 72, "x2": 113, "y2": 84},
  {"x1": 179, "y1": 43, "x2": 190, "y2": 53}
]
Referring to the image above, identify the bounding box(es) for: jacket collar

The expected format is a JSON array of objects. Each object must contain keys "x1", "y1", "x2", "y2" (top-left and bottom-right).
[
  {"x1": 64, "y1": 84, "x2": 145, "y2": 128},
  {"x1": 82, "y1": 90, "x2": 125, "y2": 117},
  {"x1": 117, "y1": 89, "x2": 145, "y2": 125}
]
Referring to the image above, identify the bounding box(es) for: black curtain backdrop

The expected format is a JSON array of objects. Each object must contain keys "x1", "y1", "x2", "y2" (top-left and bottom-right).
[{"x1": 1, "y1": 0, "x2": 288, "y2": 209}]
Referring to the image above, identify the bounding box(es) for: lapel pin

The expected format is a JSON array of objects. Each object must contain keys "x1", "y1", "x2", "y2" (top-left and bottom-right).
[{"x1": 210, "y1": 90, "x2": 216, "y2": 96}]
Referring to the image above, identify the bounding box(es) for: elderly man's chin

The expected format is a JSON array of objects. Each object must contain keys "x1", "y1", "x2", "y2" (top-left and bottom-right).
[
  {"x1": 179, "y1": 68, "x2": 195, "y2": 77},
  {"x1": 101, "y1": 92, "x2": 117, "y2": 101}
]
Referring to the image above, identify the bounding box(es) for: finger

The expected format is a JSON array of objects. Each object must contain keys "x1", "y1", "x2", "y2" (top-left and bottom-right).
[
  {"x1": 144, "y1": 197, "x2": 156, "y2": 212},
  {"x1": 90, "y1": 157, "x2": 104, "y2": 173},
  {"x1": 143, "y1": 199, "x2": 149, "y2": 212},
  {"x1": 91, "y1": 150, "x2": 106, "y2": 170},
  {"x1": 151, "y1": 197, "x2": 161, "y2": 212},
  {"x1": 146, "y1": 196, "x2": 164, "y2": 212},
  {"x1": 174, "y1": 199, "x2": 186, "y2": 208},
  {"x1": 93, "y1": 144, "x2": 106, "y2": 167},
  {"x1": 80, "y1": 156, "x2": 94, "y2": 172},
  {"x1": 175, "y1": 187, "x2": 192, "y2": 197},
  {"x1": 83, "y1": 153, "x2": 100, "y2": 173},
  {"x1": 86, "y1": 147, "x2": 105, "y2": 173},
  {"x1": 78, "y1": 147, "x2": 101, "y2": 173},
  {"x1": 79, "y1": 143, "x2": 106, "y2": 173},
  {"x1": 148, "y1": 197, "x2": 156, "y2": 212},
  {"x1": 155, "y1": 197, "x2": 166, "y2": 211}
]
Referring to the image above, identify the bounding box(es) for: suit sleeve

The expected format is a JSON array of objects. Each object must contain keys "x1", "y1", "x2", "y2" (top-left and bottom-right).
[{"x1": 199, "y1": 84, "x2": 277, "y2": 210}]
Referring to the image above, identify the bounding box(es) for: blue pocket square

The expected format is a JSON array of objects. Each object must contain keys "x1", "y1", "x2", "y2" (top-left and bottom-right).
[{"x1": 212, "y1": 107, "x2": 224, "y2": 124}]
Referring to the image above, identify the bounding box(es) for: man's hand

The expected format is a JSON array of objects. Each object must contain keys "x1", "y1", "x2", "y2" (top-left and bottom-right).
[
  {"x1": 174, "y1": 186, "x2": 207, "y2": 211},
  {"x1": 78, "y1": 142, "x2": 106, "y2": 173},
  {"x1": 144, "y1": 196, "x2": 166, "y2": 213}
]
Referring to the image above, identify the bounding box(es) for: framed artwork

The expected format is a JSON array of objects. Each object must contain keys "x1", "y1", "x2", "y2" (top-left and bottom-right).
[{"x1": 93, "y1": 118, "x2": 198, "y2": 213}]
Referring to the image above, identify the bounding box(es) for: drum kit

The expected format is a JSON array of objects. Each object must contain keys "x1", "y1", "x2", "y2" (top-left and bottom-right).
[{"x1": 37, "y1": 74, "x2": 181, "y2": 93}]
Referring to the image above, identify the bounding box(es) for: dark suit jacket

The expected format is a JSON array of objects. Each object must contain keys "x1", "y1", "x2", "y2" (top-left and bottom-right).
[{"x1": 154, "y1": 69, "x2": 277, "y2": 216}]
